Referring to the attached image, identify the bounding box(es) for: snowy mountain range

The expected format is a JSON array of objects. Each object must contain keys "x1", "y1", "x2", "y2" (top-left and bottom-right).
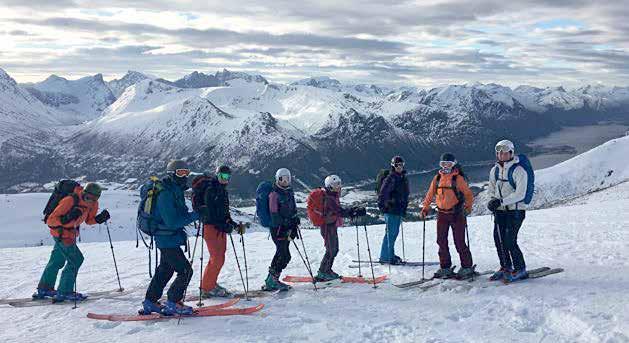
[{"x1": 1, "y1": 67, "x2": 629, "y2": 194}]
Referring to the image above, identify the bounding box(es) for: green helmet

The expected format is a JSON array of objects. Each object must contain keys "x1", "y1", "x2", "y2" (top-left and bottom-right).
[{"x1": 84, "y1": 182, "x2": 103, "y2": 197}]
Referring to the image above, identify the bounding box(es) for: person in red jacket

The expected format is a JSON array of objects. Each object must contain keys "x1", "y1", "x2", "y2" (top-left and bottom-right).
[{"x1": 34, "y1": 182, "x2": 110, "y2": 302}]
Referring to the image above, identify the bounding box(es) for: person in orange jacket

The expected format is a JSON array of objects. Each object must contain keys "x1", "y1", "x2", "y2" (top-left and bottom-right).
[
  {"x1": 420, "y1": 153, "x2": 475, "y2": 279},
  {"x1": 34, "y1": 182, "x2": 110, "y2": 302}
]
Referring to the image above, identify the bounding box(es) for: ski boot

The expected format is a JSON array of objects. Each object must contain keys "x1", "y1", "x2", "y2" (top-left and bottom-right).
[
  {"x1": 504, "y1": 269, "x2": 529, "y2": 283},
  {"x1": 200, "y1": 284, "x2": 233, "y2": 298},
  {"x1": 140, "y1": 299, "x2": 164, "y2": 315},
  {"x1": 456, "y1": 266, "x2": 477, "y2": 280},
  {"x1": 329, "y1": 270, "x2": 341, "y2": 279},
  {"x1": 52, "y1": 292, "x2": 88, "y2": 303},
  {"x1": 314, "y1": 271, "x2": 341, "y2": 282},
  {"x1": 161, "y1": 300, "x2": 193, "y2": 316},
  {"x1": 32, "y1": 287, "x2": 57, "y2": 300},
  {"x1": 433, "y1": 266, "x2": 456, "y2": 279},
  {"x1": 391, "y1": 255, "x2": 406, "y2": 265},
  {"x1": 262, "y1": 271, "x2": 291, "y2": 291},
  {"x1": 489, "y1": 267, "x2": 512, "y2": 281}
]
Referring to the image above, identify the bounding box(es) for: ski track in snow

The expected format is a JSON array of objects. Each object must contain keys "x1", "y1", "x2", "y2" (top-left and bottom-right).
[{"x1": 1, "y1": 190, "x2": 628, "y2": 342}]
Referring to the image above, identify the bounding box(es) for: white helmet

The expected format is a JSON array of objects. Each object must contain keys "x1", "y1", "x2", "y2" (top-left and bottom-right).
[
  {"x1": 324, "y1": 175, "x2": 342, "y2": 189},
  {"x1": 495, "y1": 139, "x2": 515, "y2": 154},
  {"x1": 275, "y1": 168, "x2": 291, "y2": 183}
]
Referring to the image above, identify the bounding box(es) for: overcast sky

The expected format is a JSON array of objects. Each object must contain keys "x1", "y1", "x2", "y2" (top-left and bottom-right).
[{"x1": 1, "y1": 0, "x2": 628, "y2": 88}]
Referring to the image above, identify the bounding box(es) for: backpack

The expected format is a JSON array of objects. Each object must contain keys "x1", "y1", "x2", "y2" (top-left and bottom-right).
[
  {"x1": 375, "y1": 169, "x2": 390, "y2": 195},
  {"x1": 255, "y1": 181, "x2": 274, "y2": 228},
  {"x1": 43, "y1": 180, "x2": 81, "y2": 223},
  {"x1": 191, "y1": 175, "x2": 212, "y2": 213},
  {"x1": 494, "y1": 154, "x2": 535, "y2": 205},
  {"x1": 434, "y1": 173, "x2": 465, "y2": 213},
  {"x1": 306, "y1": 188, "x2": 327, "y2": 226},
  {"x1": 137, "y1": 176, "x2": 171, "y2": 236}
]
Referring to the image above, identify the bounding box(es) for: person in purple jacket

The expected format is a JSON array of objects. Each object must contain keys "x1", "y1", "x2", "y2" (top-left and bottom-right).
[
  {"x1": 378, "y1": 156, "x2": 410, "y2": 265},
  {"x1": 262, "y1": 168, "x2": 299, "y2": 291}
]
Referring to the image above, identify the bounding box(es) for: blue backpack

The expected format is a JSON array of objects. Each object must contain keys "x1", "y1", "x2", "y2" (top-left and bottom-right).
[
  {"x1": 255, "y1": 181, "x2": 274, "y2": 228},
  {"x1": 494, "y1": 154, "x2": 535, "y2": 204},
  {"x1": 137, "y1": 177, "x2": 172, "y2": 236}
]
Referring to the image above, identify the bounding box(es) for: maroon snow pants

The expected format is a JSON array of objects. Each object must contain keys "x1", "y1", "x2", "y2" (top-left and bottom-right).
[{"x1": 436, "y1": 211, "x2": 473, "y2": 269}]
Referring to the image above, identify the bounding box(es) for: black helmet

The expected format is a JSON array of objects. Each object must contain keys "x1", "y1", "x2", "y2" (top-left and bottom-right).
[
  {"x1": 440, "y1": 153, "x2": 456, "y2": 163},
  {"x1": 390, "y1": 155, "x2": 405, "y2": 167},
  {"x1": 216, "y1": 165, "x2": 231, "y2": 174},
  {"x1": 166, "y1": 159, "x2": 189, "y2": 174}
]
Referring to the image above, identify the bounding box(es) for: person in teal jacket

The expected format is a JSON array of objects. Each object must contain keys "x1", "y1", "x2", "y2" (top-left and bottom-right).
[{"x1": 141, "y1": 160, "x2": 199, "y2": 316}]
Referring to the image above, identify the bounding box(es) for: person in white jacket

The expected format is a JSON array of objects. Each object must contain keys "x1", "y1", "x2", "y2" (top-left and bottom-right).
[{"x1": 486, "y1": 139, "x2": 528, "y2": 282}]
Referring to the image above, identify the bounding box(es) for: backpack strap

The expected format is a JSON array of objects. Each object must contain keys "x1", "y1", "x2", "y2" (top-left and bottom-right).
[{"x1": 507, "y1": 164, "x2": 518, "y2": 189}]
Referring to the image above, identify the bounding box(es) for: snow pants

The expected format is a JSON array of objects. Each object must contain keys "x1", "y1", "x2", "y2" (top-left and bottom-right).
[
  {"x1": 145, "y1": 247, "x2": 193, "y2": 303},
  {"x1": 201, "y1": 225, "x2": 226, "y2": 291},
  {"x1": 436, "y1": 211, "x2": 473, "y2": 268},
  {"x1": 493, "y1": 210, "x2": 526, "y2": 271},
  {"x1": 318, "y1": 223, "x2": 339, "y2": 274},
  {"x1": 38, "y1": 238, "x2": 84, "y2": 294},
  {"x1": 379, "y1": 214, "x2": 401, "y2": 262},
  {"x1": 269, "y1": 227, "x2": 291, "y2": 275}
]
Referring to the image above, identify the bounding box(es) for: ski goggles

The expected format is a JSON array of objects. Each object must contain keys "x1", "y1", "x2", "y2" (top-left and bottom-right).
[
  {"x1": 495, "y1": 144, "x2": 513, "y2": 153},
  {"x1": 439, "y1": 161, "x2": 455, "y2": 169},
  {"x1": 217, "y1": 172, "x2": 231, "y2": 181},
  {"x1": 174, "y1": 169, "x2": 191, "y2": 178},
  {"x1": 278, "y1": 176, "x2": 291, "y2": 184},
  {"x1": 392, "y1": 162, "x2": 405, "y2": 168},
  {"x1": 83, "y1": 193, "x2": 99, "y2": 202}
]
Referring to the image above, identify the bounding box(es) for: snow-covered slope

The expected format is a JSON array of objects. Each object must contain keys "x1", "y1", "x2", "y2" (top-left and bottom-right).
[
  {"x1": 1, "y1": 187, "x2": 628, "y2": 342},
  {"x1": 474, "y1": 135, "x2": 629, "y2": 214},
  {"x1": 24, "y1": 74, "x2": 116, "y2": 121}
]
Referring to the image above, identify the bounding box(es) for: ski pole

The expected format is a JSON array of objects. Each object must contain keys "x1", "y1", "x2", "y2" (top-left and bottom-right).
[
  {"x1": 385, "y1": 220, "x2": 392, "y2": 274},
  {"x1": 493, "y1": 214, "x2": 507, "y2": 270},
  {"x1": 401, "y1": 219, "x2": 406, "y2": 262},
  {"x1": 362, "y1": 223, "x2": 378, "y2": 289},
  {"x1": 354, "y1": 218, "x2": 362, "y2": 277},
  {"x1": 464, "y1": 220, "x2": 474, "y2": 281},
  {"x1": 240, "y1": 228, "x2": 250, "y2": 299},
  {"x1": 297, "y1": 227, "x2": 317, "y2": 284},
  {"x1": 422, "y1": 217, "x2": 426, "y2": 280},
  {"x1": 229, "y1": 232, "x2": 249, "y2": 300},
  {"x1": 197, "y1": 223, "x2": 205, "y2": 307},
  {"x1": 104, "y1": 221, "x2": 123, "y2": 292}
]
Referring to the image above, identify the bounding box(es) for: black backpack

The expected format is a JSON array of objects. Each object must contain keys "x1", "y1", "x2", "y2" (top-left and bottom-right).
[
  {"x1": 375, "y1": 169, "x2": 390, "y2": 195},
  {"x1": 191, "y1": 175, "x2": 213, "y2": 222},
  {"x1": 43, "y1": 180, "x2": 81, "y2": 223}
]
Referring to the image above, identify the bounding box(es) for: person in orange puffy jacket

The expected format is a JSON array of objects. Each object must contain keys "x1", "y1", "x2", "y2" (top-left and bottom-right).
[
  {"x1": 34, "y1": 182, "x2": 110, "y2": 302},
  {"x1": 420, "y1": 153, "x2": 475, "y2": 280}
]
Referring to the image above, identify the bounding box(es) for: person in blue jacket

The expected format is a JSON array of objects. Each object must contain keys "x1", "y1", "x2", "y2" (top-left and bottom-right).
[{"x1": 141, "y1": 160, "x2": 199, "y2": 316}]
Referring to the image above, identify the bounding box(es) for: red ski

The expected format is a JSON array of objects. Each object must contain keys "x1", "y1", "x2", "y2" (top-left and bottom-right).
[
  {"x1": 86, "y1": 299, "x2": 264, "y2": 322},
  {"x1": 282, "y1": 275, "x2": 388, "y2": 284}
]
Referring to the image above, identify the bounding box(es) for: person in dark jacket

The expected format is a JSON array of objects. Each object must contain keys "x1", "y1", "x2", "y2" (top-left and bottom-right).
[
  {"x1": 378, "y1": 155, "x2": 410, "y2": 264},
  {"x1": 197, "y1": 165, "x2": 242, "y2": 298},
  {"x1": 314, "y1": 175, "x2": 366, "y2": 282},
  {"x1": 142, "y1": 159, "x2": 199, "y2": 316},
  {"x1": 263, "y1": 168, "x2": 299, "y2": 291}
]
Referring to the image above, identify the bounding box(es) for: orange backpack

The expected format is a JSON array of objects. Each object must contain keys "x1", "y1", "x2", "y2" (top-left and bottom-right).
[{"x1": 306, "y1": 188, "x2": 326, "y2": 226}]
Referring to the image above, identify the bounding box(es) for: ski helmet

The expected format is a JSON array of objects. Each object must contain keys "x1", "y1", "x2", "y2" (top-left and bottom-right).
[
  {"x1": 84, "y1": 182, "x2": 103, "y2": 198},
  {"x1": 324, "y1": 175, "x2": 342, "y2": 189},
  {"x1": 275, "y1": 168, "x2": 291, "y2": 183},
  {"x1": 391, "y1": 155, "x2": 405, "y2": 167},
  {"x1": 166, "y1": 159, "x2": 189, "y2": 174},
  {"x1": 495, "y1": 140, "x2": 515, "y2": 154}
]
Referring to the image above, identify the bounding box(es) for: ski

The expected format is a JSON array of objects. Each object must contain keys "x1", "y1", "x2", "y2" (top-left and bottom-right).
[
  {"x1": 351, "y1": 260, "x2": 440, "y2": 267},
  {"x1": 1, "y1": 288, "x2": 129, "y2": 305},
  {"x1": 502, "y1": 267, "x2": 563, "y2": 284},
  {"x1": 87, "y1": 303, "x2": 264, "y2": 322},
  {"x1": 282, "y1": 275, "x2": 388, "y2": 284},
  {"x1": 183, "y1": 289, "x2": 278, "y2": 302},
  {"x1": 395, "y1": 269, "x2": 493, "y2": 289},
  {"x1": 7, "y1": 288, "x2": 133, "y2": 308}
]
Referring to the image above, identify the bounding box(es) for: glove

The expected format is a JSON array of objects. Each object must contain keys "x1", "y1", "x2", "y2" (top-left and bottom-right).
[
  {"x1": 236, "y1": 222, "x2": 247, "y2": 235},
  {"x1": 292, "y1": 216, "x2": 301, "y2": 227},
  {"x1": 487, "y1": 198, "x2": 502, "y2": 212},
  {"x1": 419, "y1": 208, "x2": 429, "y2": 219},
  {"x1": 464, "y1": 207, "x2": 472, "y2": 216},
  {"x1": 354, "y1": 207, "x2": 367, "y2": 217},
  {"x1": 61, "y1": 207, "x2": 83, "y2": 224},
  {"x1": 290, "y1": 227, "x2": 299, "y2": 240},
  {"x1": 95, "y1": 209, "x2": 111, "y2": 224}
]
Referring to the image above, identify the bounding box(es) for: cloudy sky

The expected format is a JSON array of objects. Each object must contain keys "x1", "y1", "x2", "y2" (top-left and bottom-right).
[{"x1": 1, "y1": 0, "x2": 628, "y2": 88}]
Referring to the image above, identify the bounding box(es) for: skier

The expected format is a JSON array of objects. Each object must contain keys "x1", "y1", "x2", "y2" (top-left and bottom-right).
[
  {"x1": 141, "y1": 160, "x2": 199, "y2": 315},
  {"x1": 420, "y1": 153, "x2": 475, "y2": 279},
  {"x1": 377, "y1": 156, "x2": 410, "y2": 265},
  {"x1": 310, "y1": 175, "x2": 366, "y2": 282},
  {"x1": 487, "y1": 140, "x2": 529, "y2": 282},
  {"x1": 263, "y1": 168, "x2": 299, "y2": 291},
  {"x1": 34, "y1": 182, "x2": 110, "y2": 302},
  {"x1": 195, "y1": 165, "x2": 244, "y2": 298}
]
